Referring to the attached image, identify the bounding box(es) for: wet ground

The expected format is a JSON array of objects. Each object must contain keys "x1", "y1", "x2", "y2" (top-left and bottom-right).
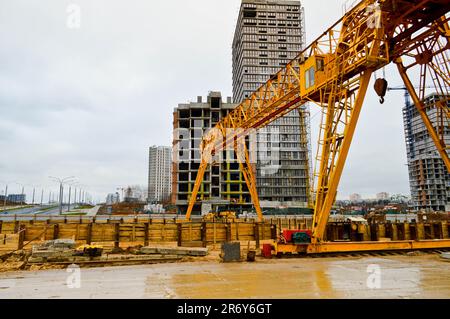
[{"x1": 0, "y1": 255, "x2": 449, "y2": 299}]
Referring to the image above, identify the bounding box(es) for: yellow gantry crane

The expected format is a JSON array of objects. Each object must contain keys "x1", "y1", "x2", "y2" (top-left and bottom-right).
[{"x1": 186, "y1": 0, "x2": 450, "y2": 253}]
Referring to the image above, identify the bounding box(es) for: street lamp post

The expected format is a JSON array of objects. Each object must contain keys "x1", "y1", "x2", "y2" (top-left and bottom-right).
[
  {"x1": 66, "y1": 181, "x2": 78, "y2": 212},
  {"x1": 49, "y1": 176, "x2": 76, "y2": 215},
  {"x1": 59, "y1": 184, "x2": 63, "y2": 213},
  {"x1": 0, "y1": 180, "x2": 18, "y2": 207},
  {"x1": 3, "y1": 184, "x2": 8, "y2": 207},
  {"x1": 67, "y1": 186, "x2": 71, "y2": 212},
  {"x1": 14, "y1": 182, "x2": 26, "y2": 205}
]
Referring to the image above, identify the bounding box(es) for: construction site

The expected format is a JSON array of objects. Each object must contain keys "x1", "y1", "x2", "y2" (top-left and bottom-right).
[{"x1": 1, "y1": 0, "x2": 450, "y2": 300}]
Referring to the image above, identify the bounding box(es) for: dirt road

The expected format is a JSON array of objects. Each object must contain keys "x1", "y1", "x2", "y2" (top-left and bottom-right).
[{"x1": 0, "y1": 255, "x2": 449, "y2": 299}]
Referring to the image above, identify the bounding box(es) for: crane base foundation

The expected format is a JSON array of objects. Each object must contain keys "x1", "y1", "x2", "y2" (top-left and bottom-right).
[{"x1": 274, "y1": 239, "x2": 450, "y2": 255}]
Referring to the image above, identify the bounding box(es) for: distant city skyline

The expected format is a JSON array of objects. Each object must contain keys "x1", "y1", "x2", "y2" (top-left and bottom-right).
[{"x1": 0, "y1": 0, "x2": 411, "y2": 201}]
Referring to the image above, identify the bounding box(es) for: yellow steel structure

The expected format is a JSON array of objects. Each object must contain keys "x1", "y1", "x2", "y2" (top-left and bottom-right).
[
  {"x1": 274, "y1": 239, "x2": 450, "y2": 255},
  {"x1": 186, "y1": 0, "x2": 450, "y2": 251}
]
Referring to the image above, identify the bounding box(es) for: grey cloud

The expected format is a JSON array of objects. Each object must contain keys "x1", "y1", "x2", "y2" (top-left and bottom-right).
[{"x1": 0, "y1": 0, "x2": 412, "y2": 202}]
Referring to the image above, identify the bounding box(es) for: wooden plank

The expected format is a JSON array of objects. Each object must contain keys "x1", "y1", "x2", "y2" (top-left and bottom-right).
[
  {"x1": 144, "y1": 223, "x2": 149, "y2": 246},
  {"x1": 114, "y1": 223, "x2": 120, "y2": 248},
  {"x1": 201, "y1": 222, "x2": 207, "y2": 248},
  {"x1": 254, "y1": 223, "x2": 260, "y2": 249},
  {"x1": 53, "y1": 224, "x2": 59, "y2": 240},
  {"x1": 404, "y1": 223, "x2": 411, "y2": 240},
  {"x1": 226, "y1": 223, "x2": 231, "y2": 242},
  {"x1": 86, "y1": 223, "x2": 93, "y2": 244},
  {"x1": 391, "y1": 224, "x2": 398, "y2": 241},
  {"x1": 177, "y1": 223, "x2": 182, "y2": 247},
  {"x1": 213, "y1": 222, "x2": 217, "y2": 247},
  {"x1": 442, "y1": 221, "x2": 449, "y2": 239},
  {"x1": 18, "y1": 224, "x2": 25, "y2": 250},
  {"x1": 0, "y1": 234, "x2": 19, "y2": 252}
]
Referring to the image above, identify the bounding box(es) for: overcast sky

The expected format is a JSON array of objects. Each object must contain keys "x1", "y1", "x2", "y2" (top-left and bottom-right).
[{"x1": 0, "y1": 0, "x2": 410, "y2": 203}]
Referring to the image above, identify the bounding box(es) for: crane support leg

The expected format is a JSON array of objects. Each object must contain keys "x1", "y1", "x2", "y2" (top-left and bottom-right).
[
  {"x1": 185, "y1": 157, "x2": 210, "y2": 220},
  {"x1": 234, "y1": 138, "x2": 263, "y2": 222},
  {"x1": 312, "y1": 71, "x2": 373, "y2": 244},
  {"x1": 396, "y1": 58, "x2": 450, "y2": 172}
]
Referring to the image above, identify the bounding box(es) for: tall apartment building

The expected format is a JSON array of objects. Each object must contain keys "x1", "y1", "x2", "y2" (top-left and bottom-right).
[
  {"x1": 148, "y1": 146, "x2": 172, "y2": 203},
  {"x1": 6, "y1": 194, "x2": 26, "y2": 204},
  {"x1": 376, "y1": 192, "x2": 390, "y2": 201},
  {"x1": 403, "y1": 94, "x2": 450, "y2": 211},
  {"x1": 106, "y1": 192, "x2": 120, "y2": 205},
  {"x1": 232, "y1": 0, "x2": 310, "y2": 208},
  {"x1": 349, "y1": 193, "x2": 362, "y2": 202},
  {"x1": 172, "y1": 92, "x2": 253, "y2": 214}
]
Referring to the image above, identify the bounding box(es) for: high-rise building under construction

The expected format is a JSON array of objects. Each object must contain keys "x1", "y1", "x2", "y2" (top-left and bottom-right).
[
  {"x1": 232, "y1": 0, "x2": 310, "y2": 208},
  {"x1": 403, "y1": 94, "x2": 450, "y2": 211},
  {"x1": 172, "y1": 92, "x2": 253, "y2": 214}
]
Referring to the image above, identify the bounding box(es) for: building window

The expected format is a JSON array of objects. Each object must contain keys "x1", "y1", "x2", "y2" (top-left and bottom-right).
[
  {"x1": 243, "y1": 9, "x2": 257, "y2": 18},
  {"x1": 305, "y1": 66, "x2": 315, "y2": 89}
]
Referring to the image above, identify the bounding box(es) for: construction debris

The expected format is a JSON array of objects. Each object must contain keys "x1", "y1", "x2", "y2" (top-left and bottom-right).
[
  {"x1": 31, "y1": 239, "x2": 77, "y2": 260},
  {"x1": 441, "y1": 252, "x2": 450, "y2": 261},
  {"x1": 140, "y1": 246, "x2": 208, "y2": 257},
  {"x1": 220, "y1": 242, "x2": 241, "y2": 262},
  {"x1": 32, "y1": 239, "x2": 76, "y2": 251},
  {"x1": 27, "y1": 254, "x2": 182, "y2": 266}
]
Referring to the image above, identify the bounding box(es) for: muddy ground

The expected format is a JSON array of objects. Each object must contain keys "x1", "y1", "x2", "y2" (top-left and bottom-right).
[{"x1": 0, "y1": 254, "x2": 449, "y2": 299}]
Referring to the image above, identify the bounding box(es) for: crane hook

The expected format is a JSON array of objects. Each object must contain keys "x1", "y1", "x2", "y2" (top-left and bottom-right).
[{"x1": 374, "y1": 78, "x2": 388, "y2": 105}]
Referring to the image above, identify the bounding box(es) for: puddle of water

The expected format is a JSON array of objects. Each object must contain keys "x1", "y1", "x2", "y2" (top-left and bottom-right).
[{"x1": 0, "y1": 256, "x2": 449, "y2": 298}]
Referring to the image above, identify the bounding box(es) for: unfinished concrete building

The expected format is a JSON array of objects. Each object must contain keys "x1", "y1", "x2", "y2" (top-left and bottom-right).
[
  {"x1": 172, "y1": 92, "x2": 253, "y2": 215},
  {"x1": 232, "y1": 0, "x2": 310, "y2": 209},
  {"x1": 403, "y1": 94, "x2": 450, "y2": 212}
]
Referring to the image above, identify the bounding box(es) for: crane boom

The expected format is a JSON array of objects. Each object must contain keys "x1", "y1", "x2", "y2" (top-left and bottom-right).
[{"x1": 186, "y1": 0, "x2": 450, "y2": 247}]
